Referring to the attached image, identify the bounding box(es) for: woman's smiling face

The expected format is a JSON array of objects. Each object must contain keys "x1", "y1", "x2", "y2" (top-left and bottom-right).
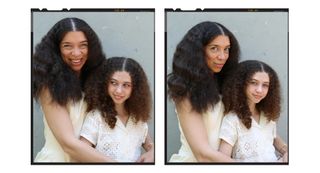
[
  {"x1": 204, "y1": 35, "x2": 230, "y2": 73},
  {"x1": 60, "y1": 31, "x2": 88, "y2": 74}
]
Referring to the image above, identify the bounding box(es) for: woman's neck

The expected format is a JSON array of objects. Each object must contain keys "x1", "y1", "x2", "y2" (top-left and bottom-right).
[{"x1": 75, "y1": 71, "x2": 81, "y2": 78}]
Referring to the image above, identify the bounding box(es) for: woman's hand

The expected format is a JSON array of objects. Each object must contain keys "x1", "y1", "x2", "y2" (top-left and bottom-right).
[
  {"x1": 280, "y1": 152, "x2": 288, "y2": 162},
  {"x1": 136, "y1": 149, "x2": 154, "y2": 162},
  {"x1": 137, "y1": 133, "x2": 154, "y2": 163}
]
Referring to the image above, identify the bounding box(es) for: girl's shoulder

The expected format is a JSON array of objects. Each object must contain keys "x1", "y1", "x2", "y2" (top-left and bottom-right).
[
  {"x1": 223, "y1": 112, "x2": 241, "y2": 123},
  {"x1": 129, "y1": 116, "x2": 148, "y2": 130},
  {"x1": 260, "y1": 112, "x2": 277, "y2": 126},
  {"x1": 86, "y1": 110, "x2": 104, "y2": 122}
]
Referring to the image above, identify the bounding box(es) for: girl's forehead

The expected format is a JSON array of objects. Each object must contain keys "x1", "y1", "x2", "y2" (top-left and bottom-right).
[
  {"x1": 111, "y1": 71, "x2": 132, "y2": 82},
  {"x1": 251, "y1": 72, "x2": 269, "y2": 82}
]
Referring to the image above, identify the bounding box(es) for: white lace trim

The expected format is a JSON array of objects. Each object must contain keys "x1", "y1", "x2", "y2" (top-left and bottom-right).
[
  {"x1": 80, "y1": 110, "x2": 148, "y2": 162},
  {"x1": 219, "y1": 113, "x2": 278, "y2": 162}
]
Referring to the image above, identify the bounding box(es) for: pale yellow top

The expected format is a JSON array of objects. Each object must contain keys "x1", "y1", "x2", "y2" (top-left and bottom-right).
[
  {"x1": 169, "y1": 101, "x2": 225, "y2": 162},
  {"x1": 34, "y1": 97, "x2": 87, "y2": 162}
]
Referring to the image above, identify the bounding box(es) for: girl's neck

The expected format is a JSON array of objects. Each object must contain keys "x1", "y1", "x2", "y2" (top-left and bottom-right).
[
  {"x1": 248, "y1": 102, "x2": 260, "y2": 123},
  {"x1": 115, "y1": 104, "x2": 127, "y2": 116},
  {"x1": 115, "y1": 104, "x2": 129, "y2": 125}
]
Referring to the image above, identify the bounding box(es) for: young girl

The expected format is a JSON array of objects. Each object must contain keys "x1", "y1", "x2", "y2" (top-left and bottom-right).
[
  {"x1": 80, "y1": 57, "x2": 154, "y2": 162},
  {"x1": 219, "y1": 60, "x2": 288, "y2": 162}
]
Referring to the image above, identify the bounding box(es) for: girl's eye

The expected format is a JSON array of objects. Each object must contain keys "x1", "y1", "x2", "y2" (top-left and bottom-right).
[
  {"x1": 263, "y1": 84, "x2": 269, "y2": 88},
  {"x1": 110, "y1": 81, "x2": 117, "y2": 86},
  {"x1": 123, "y1": 83, "x2": 132, "y2": 88}
]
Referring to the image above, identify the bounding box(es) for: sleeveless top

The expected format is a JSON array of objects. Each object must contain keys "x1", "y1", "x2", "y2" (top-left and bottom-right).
[
  {"x1": 169, "y1": 101, "x2": 225, "y2": 162},
  {"x1": 34, "y1": 97, "x2": 87, "y2": 162}
]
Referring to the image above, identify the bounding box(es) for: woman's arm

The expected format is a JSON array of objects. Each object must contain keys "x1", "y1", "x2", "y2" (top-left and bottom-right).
[
  {"x1": 79, "y1": 137, "x2": 116, "y2": 162},
  {"x1": 39, "y1": 88, "x2": 114, "y2": 162},
  {"x1": 137, "y1": 133, "x2": 154, "y2": 162},
  {"x1": 218, "y1": 140, "x2": 233, "y2": 157},
  {"x1": 79, "y1": 136, "x2": 94, "y2": 147},
  {"x1": 176, "y1": 99, "x2": 233, "y2": 162},
  {"x1": 273, "y1": 135, "x2": 288, "y2": 162}
]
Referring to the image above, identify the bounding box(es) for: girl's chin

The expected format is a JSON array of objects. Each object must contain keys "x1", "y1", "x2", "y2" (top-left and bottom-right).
[{"x1": 113, "y1": 99, "x2": 125, "y2": 104}]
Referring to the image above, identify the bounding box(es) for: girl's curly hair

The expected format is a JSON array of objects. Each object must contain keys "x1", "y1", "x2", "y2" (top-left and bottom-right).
[
  {"x1": 85, "y1": 57, "x2": 152, "y2": 129},
  {"x1": 222, "y1": 60, "x2": 281, "y2": 129},
  {"x1": 167, "y1": 21, "x2": 240, "y2": 113},
  {"x1": 32, "y1": 17, "x2": 106, "y2": 106}
]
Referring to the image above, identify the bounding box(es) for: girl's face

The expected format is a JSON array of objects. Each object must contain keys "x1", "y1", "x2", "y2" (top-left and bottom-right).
[
  {"x1": 204, "y1": 35, "x2": 230, "y2": 73},
  {"x1": 108, "y1": 71, "x2": 133, "y2": 105},
  {"x1": 245, "y1": 72, "x2": 270, "y2": 105},
  {"x1": 60, "y1": 31, "x2": 88, "y2": 74}
]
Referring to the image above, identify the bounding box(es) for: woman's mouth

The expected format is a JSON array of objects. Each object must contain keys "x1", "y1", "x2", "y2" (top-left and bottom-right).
[
  {"x1": 70, "y1": 59, "x2": 82, "y2": 66},
  {"x1": 215, "y1": 63, "x2": 224, "y2": 69}
]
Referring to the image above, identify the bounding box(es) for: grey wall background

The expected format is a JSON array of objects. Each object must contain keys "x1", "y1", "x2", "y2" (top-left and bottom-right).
[
  {"x1": 166, "y1": 11, "x2": 288, "y2": 161},
  {"x1": 32, "y1": 11, "x2": 155, "y2": 159}
]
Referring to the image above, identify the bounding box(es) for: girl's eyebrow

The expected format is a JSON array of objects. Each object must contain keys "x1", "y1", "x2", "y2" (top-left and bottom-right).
[
  {"x1": 110, "y1": 78, "x2": 118, "y2": 82},
  {"x1": 250, "y1": 78, "x2": 270, "y2": 83},
  {"x1": 111, "y1": 78, "x2": 131, "y2": 84}
]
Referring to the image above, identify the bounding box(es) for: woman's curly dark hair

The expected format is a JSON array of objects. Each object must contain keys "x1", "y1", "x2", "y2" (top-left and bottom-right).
[
  {"x1": 167, "y1": 21, "x2": 240, "y2": 113},
  {"x1": 222, "y1": 60, "x2": 281, "y2": 129},
  {"x1": 32, "y1": 17, "x2": 106, "y2": 106},
  {"x1": 85, "y1": 57, "x2": 152, "y2": 129}
]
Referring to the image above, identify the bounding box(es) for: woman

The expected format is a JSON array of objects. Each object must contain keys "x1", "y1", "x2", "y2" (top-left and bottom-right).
[
  {"x1": 80, "y1": 57, "x2": 154, "y2": 162},
  {"x1": 33, "y1": 17, "x2": 110, "y2": 162},
  {"x1": 219, "y1": 60, "x2": 288, "y2": 162},
  {"x1": 167, "y1": 21, "x2": 240, "y2": 162}
]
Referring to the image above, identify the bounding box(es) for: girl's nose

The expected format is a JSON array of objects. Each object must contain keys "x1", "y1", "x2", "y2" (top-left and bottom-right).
[
  {"x1": 256, "y1": 85, "x2": 263, "y2": 93},
  {"x1": 115, "y1": 85, "x2": 123, "y2": 93}
]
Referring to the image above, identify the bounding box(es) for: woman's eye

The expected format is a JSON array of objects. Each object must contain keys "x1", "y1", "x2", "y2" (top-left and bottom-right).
[
  {"x1": 250, "y1": 81, "x2": 257, "y2": 85},
  {"x1": 62, "y1": 45, "x2": 72, "y2": 49},
  {"x1": 224, "y1": 47, "x2": 230, "y2": 53},
  {"x1": 80, "y1": 44, "x2": 88, "y2": 49},
  {"x1": 211, "y1": 47, "x2": 218, "y2": 52}
]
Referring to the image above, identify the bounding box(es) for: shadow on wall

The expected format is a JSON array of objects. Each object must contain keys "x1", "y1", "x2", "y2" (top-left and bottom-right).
[{"x1": 33, "y1": 101, "x2": 44, "y2": 160}]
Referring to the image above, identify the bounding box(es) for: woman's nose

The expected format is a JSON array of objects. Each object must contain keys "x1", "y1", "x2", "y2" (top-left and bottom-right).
[
  {"x1": 217, "y1": 50, "x2": 227, "y2": 60},
  {"x1": 72, "y1": 47, "x2": 81, "y2": 56}
]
